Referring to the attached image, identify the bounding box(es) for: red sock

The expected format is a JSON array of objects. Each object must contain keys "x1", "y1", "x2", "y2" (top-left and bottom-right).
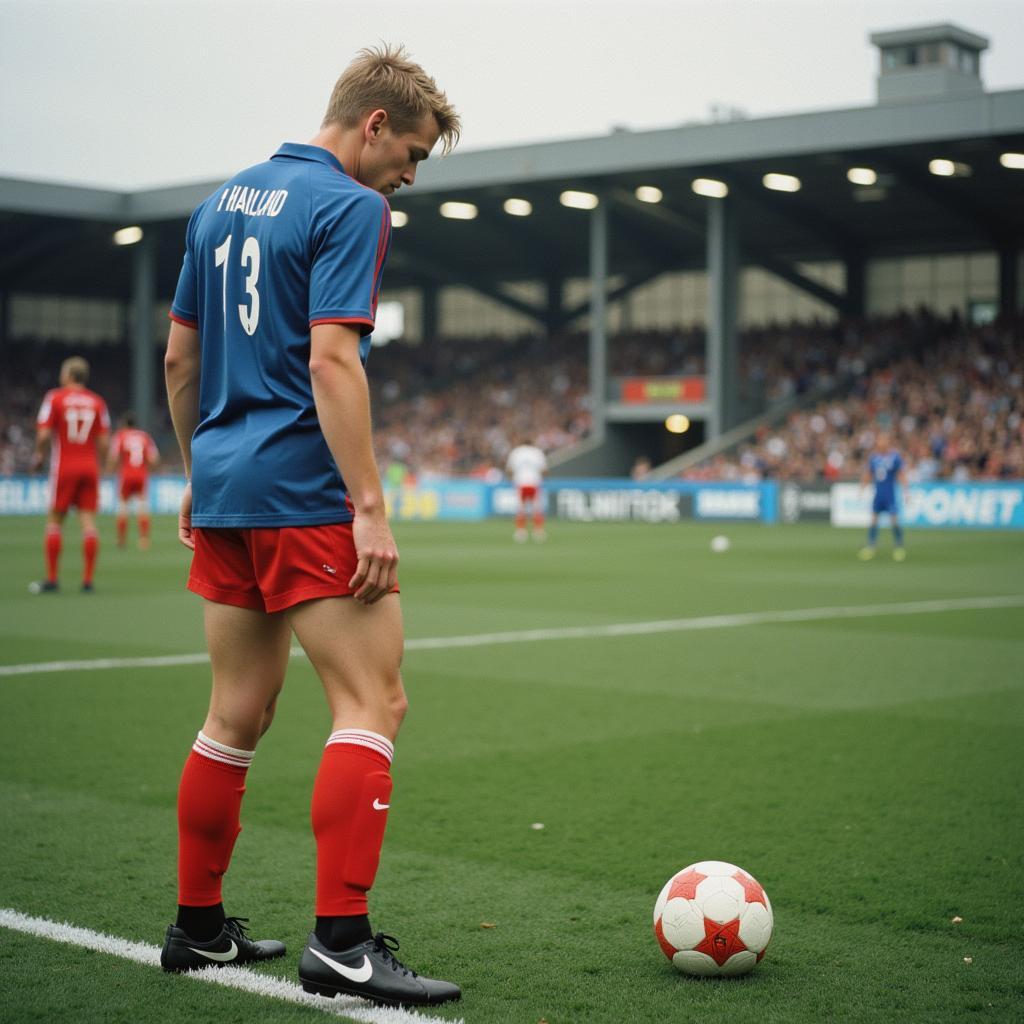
[
  {"x1": 117, "y1": 515, "x2": 128, "y2": 546},
  {"x1": 139, "y1": 515, "x2": 150, "y2": 542},
  {"x1": 82, "y1": 529, "x2": 99, "y2": 585},
  {"x1": 312, "y1": 730, "x2": 394, "y2": 916},
  {"x1": 45, "y1": 525, "x2": 62, "y2": 583},
  {"x1": 177, "y1": 732, "x2": 254, "y2": 906},
  {"x1": 515, "y1": 510, "x2": 526, "y2": 530}
]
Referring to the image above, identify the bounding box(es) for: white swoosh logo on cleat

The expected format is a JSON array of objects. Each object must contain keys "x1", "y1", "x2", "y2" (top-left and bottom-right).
[
  {"x1": 188, "y1": 940, "x2": 238, "y2": 962},
  {"x1": 309, "y1": 947, "x2": 373, "y2": 983},
  {"x1": 372, "y1": 798, "x2": 390, "y2": 810}
]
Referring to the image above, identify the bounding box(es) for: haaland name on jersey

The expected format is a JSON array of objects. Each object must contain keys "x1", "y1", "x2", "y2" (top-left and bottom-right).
[{"x1": 215, "y1": 185, "x2": 289, "y2": 218}]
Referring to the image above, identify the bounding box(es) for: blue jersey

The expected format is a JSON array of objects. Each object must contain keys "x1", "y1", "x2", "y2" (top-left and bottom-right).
[
  {"x1": 170, "y1": 143, "x2": 392, "y2": 527},
  {"x1": 869, "y1": 450, "x2": 903, "y2": 510}
]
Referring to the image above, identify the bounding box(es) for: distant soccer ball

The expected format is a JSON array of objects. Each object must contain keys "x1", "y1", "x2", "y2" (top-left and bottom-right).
[
  {"x1": 710, "y1": 535, "x2": 730, "y2": 553},
  {"x1": 653, "y1": 861, "x2": 773, "y2": 977}
]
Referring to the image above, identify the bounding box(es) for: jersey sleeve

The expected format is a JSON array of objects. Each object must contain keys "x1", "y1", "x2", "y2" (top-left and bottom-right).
[
  {"x1": 309, "y1": 191, "x2": 392, "y2": 335},
  {"x1": 36, "y1": 390, "x2": 57, "y2": 429},
  {"x1": 170, "y1": 206, "x2": 202, "y2": 328}
]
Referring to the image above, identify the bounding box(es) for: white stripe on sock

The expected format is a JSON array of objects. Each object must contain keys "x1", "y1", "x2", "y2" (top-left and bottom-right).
[
  {"x1": 192, "y1": 731, "x2": 255, "y2": 769},
  {"x1": 326, "y1": 729, "x2": 394, "y2": 765}
]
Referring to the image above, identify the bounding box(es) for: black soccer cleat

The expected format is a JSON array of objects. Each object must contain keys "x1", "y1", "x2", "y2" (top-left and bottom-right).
[
  {"x1": 81, "y1": 582, "x2": 95, "y2": 593},
  {"x1": 299, "y1": 931, "x2": 461, "y2": 1007},
  {"x1": 28, "y1": 580, "x2": 58, "y2": 594},
  {"x1": 161, "y1": 916, "x2": 286, "y2": 973}
]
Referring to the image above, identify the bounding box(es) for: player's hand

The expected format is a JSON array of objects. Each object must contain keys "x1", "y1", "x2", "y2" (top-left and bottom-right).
[
  {"x1": 349, "y1": 509, "x2": 398, "y2": 605},
  {"x1": 178, "y1": 481, "x2": 195, "y2": 550},
  {"x1": 29, "y1": 452, "x2": 44, "y2": 474}
]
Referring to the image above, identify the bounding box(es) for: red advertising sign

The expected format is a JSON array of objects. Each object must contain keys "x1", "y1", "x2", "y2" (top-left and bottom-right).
[{"x1": 620, "y1": 377, "x2": 706, "y2": 404}]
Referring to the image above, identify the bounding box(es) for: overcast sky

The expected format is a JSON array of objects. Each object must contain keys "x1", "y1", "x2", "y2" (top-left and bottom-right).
[{"x1": 1, "y1": 0, "x2": 1021, "y2": 191}]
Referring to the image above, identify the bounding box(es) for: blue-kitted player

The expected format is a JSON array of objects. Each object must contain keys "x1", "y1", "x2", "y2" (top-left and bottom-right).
[{"x1": 858, "y1": 431, "x2": 907, "y2": 561}]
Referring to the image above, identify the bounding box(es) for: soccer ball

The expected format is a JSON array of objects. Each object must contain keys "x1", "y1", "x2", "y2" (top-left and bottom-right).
[
  {"x1": 653, "y1": 860, "x2": 773, "y2": 977},
  {"x1": 710, "y1": 535, "x2": 730, "y2": 553}
]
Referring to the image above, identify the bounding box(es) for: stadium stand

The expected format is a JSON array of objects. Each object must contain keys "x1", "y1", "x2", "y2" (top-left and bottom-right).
[
  {"x1": 4, "y1": 312, "x2": 1019, "y2": 482},
  {"x1": 682, "y1": 312, "x2": 1023, "y2": 483}
]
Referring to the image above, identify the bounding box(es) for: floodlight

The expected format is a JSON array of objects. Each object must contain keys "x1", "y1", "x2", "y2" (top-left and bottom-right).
[
  {"x1": 691, "y1": 178, "x2": 729, "y2": 199},
  {"x1": 999, "y1": 152, "x2": 1024, "y2": 170},
  {"x1": 390, "y1": 210, "x2": 409, "y2": 227},
  {"x1": 440, "y1": 201, "x2": 478, "y2": 220},
  {"x1": 503, "y1": 198, "x2": 533, "y2": 216},
  {"x1": 113, "y1": 226, "x2": 143, "y2": 246},
  {"x1": 929, "y1": 159, "x2": 971, "y2": 178},
  {"x1": 762, "y1": 173, "x2": 801, "y2": 193},
  {"x1": 665, "y1": 414, "x2": 691, "y2": 434},
  {"x1": 847, "y1": 167, "x2": 877, "y2": 186},
  {"x1": 634, "y1": 186, "x2": 663, "y2": 204},
  {"x1": 559, "y1": 190, "x2": 599, "y2": 210}
]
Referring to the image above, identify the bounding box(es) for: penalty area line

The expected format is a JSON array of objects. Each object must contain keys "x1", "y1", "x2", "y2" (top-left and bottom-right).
[
  {"x1": 0, "y1": 908, "x2": 461, "y2": 1024},
  {"x1": 0, "y1": 594, "x2": 1022, "y2": 678}
]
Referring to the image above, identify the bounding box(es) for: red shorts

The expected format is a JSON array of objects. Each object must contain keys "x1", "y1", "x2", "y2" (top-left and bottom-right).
[
  {"x1": 119, "y1": 475, "x2": 147, "y2": 501},
  {"x1": 188, "y1": 523, "x2": 398, "y2": 613},
  {"x1": 518, "y1": 485, "x2": 539, "y2": 502},
  {"x1": 51, "y1": 470, "x2": 99, "y2": 513}
]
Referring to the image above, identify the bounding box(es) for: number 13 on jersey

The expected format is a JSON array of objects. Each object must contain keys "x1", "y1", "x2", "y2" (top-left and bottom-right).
[{"x1": 214, "y1": 234, "x2": 261, "y2": 336}]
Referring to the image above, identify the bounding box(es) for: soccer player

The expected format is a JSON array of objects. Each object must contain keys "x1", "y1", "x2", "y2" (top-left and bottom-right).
[
  {"x1": 506, "y1": 438, "x2": 548, "y2": 542},
  {"x1": 160, "y1": 46, "x2": 462, "y2": 1008},
  {"x1": 858, "y1": 431, "x2": 908, "y2": 561},
  {"x1": 30, "y1": 356, "x2": 110, "y2": 593},
  {"x1": 107, "y1": 412, "x2": 159, "y2": 550}
]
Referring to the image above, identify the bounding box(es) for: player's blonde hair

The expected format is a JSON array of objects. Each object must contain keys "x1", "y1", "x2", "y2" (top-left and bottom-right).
[
  {"x1": 60, "y1": 356, "x2": 89, "y2": 384},
  {"x1": 322, "y1": 44, "x2": 461, "y2": 155}
]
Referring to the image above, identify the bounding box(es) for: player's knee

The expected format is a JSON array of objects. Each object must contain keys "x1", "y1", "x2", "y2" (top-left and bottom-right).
[
  {"x1": 259, "y1": 696, "x2": 280, "y2": 738},
  {"x1": 389, "y1": 688, "x2": 409, "y2": 729}
]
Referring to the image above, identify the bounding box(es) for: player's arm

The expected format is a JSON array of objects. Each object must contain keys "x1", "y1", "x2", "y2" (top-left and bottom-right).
[
  {"x1": 309, "y1": 323, "x2": 396, "y2": 605},
  {"x1": 95, "y1": 429, "x2": 110, "y2": 465},
  {"x1": 165, "y1": 320, "x2": 202, "y2": 548},
  {"x1": 31, "y1": 427, "x2": 51, "y2": 473}
]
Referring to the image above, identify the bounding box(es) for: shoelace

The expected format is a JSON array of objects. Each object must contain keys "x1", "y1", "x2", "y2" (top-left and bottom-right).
[
  {"x1": 373, "y1": 932, "x2": 418, "y2": 977},
  {"x1": 222, "y1": 917, "x2": 252, "y2": 941}
]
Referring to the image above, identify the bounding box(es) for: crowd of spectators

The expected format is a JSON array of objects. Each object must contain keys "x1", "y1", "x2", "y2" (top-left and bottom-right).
[
  {"x1": 3, "y1": 311, "x2": 1020, "y2": 483},
  {"x1": 683, "y1": 313, "x2": 1023, "y2": 482}
]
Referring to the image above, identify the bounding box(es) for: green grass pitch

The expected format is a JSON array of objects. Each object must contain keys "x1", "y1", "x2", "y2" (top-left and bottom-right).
[{"x1": 1, "y1": 515, "x2": 1022, "y2": 1023}]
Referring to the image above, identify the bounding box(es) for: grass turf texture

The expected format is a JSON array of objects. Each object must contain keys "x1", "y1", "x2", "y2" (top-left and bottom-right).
[{"x1": 1, "y1": 515, "x2": 1023, "y2": 1023}]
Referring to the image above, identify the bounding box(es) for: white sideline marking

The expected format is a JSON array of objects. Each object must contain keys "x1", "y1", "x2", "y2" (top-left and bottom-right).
[
  {"x1": 0, "y1": 908, "x2": 460, "y2": 1024},
  {"x1": 1, "y1": 594, "x2": 1021, "y2": 679}
]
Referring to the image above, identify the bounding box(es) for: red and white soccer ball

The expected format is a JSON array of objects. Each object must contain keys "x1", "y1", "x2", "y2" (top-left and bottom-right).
[{"x1": 653, "y1": 860, "x2": 773, "y2": 977}]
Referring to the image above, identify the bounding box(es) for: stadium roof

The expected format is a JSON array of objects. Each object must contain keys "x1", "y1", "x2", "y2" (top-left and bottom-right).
[{"x1": 2, "y1": 86, "x2": 1023, "y2": 312}]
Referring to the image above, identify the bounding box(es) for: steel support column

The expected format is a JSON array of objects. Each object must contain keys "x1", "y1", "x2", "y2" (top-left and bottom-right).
[
  {"x1": 131, "y1": 234, "x2": 156, "y2": 430},
  {"x1": 588, "y1": 200, "x2": 608, "y2": 439},
  {"x1": 999, "y1": 245, "x2": 1020, "y2": 318},
  {"x1": 707, "y1": 197, "x2": 739, "y2": 438},
  {"x1": 845, "y1": 255, "x2": 866, "y2": 319},
  {"x1": 421, "y1": 284, "x2": 439, "y2": 343}
]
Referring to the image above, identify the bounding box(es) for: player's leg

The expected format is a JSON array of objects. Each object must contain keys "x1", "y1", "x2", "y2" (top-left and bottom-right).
[
  {"x1": 859, "y1": 508, "x2": 880, "y2": 560},
  {"x1": 289, "y1": 594, "x2": 405, "y2": 933},
  {"x1": 137, "y1": 487, "x2": 152, "y2": 550},
  {"x1": 530, "y1": 488, "x2": 546, "y2": 541},
  {"x1": 116, "y1": 490, "x2": 129, "y2": 547},
  {"x1": 514, "y1": 486, "x2": 528, "y2": 541},
  {"x1": 79, "y1": 507, "x2": 100, "y2": 591},
  {"x1": 33, "y1": 471, "x2": 70, "y2": 591},
  {"x1": 891, "y1": 514, "x2": 906, "y2": 560},
  {"x1": 290, "y1": 594, "x2": 459, "y2": 1005},
  {"x1": 42, "y1": 510, "x2": 65, "y2": 589},
  {"x1": 163, "y1": 599, "x2": 290, "y2": 971}
]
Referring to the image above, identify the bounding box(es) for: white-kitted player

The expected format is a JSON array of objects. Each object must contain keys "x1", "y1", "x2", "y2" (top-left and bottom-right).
[{"x1": 506, "y1": 439, "x2": 548, "y2": 542}]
